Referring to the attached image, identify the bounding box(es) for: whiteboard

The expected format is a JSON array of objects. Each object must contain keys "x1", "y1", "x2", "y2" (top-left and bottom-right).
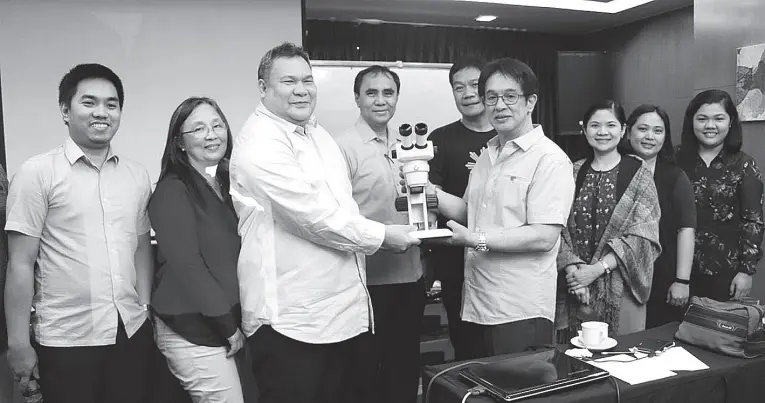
[{"x1": 311, "y1": 61, "x2": 460, "y2": 138}]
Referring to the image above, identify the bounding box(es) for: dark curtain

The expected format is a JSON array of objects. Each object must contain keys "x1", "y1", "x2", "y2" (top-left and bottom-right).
[{"x1": 305, "y1": 20, "x2": 572, "y2": 139}]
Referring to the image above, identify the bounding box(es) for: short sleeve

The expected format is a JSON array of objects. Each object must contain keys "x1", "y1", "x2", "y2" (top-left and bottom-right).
[
  {"x1": 5, "y1": 160, "x2": 49, "y2": 237},
  {"x1": 673, "y1": 169, "x2": 696, "y2": 229},
  {"x1": 428, "y1": 129, "x2": 446, "y2": 187},
  {"x1": 526, "y1": 156, "x2": 575, "y2": 225},
  {"x1": 334, "y1": 134, "x2": 358, "y2": 181}
]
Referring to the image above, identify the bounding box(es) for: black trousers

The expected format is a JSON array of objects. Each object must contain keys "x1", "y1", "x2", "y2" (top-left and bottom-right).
[
  {"x1": 440, "y1": 276, "x2": 470, "y2": 361},
  {"x1": 691, "y1": 271, "x2": 736, "y2": 302},
  {"x1": 360, "y1": 278, "x2": 426, "y2": 403},
  {"x1": 36, "y1": 318, "x2": 153, "y2": 403},
  {"x1": 461, "y1": 317, "x2": 554, "y2": 359},
  {"x1": 248, "y1": 325, "x2": 367, "y2": 403}
]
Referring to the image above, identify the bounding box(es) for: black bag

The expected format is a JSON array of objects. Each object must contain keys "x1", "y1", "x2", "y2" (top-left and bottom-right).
[{"x1": 675, "y1": 296, "x2": 765, "y2": 358}]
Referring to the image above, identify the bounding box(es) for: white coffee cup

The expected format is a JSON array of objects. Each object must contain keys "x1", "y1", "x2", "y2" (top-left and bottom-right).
[{"x1": 581, "y1": 321, "x2": 609, "y2": 348}]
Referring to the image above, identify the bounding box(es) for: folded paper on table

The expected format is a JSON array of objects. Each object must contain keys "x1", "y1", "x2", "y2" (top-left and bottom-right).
[
  {"x1": 587, "y1": 355, "x2": 677, "y2": 385},
  {"x1": 585, "y1": 347, "x2": 708, "y2": 385},
  {"x1": 653, "y1": 347, "x2": 709, "y2": 371}
]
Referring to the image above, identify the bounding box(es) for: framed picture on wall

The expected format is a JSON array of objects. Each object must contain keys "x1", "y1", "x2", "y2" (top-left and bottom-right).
[{"x1": 736, "y1": 43, "x2": 765, "y2": 122}]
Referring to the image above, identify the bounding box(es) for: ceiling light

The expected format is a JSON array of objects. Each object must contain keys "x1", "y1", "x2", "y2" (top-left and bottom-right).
[
  {"x1": 475, "y1": 15, "x2": 498, "y2": 22},
  {"x1": 458, "y1": 0, "x2": 655, "y2": 14},
  {"x1": 356, "y1": 18, "x2": 384, "y2": 24}
]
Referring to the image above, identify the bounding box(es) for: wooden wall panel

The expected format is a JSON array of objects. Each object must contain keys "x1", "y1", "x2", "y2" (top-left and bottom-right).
[{"x1": 593, "y1": 6, "x2": 694, "y2": 146}]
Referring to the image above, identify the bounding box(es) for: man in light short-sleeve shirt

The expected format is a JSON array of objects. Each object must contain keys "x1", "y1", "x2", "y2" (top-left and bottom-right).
[
  {"x1": 435, "y1": 57, "x2": 575, "y2": 358},
  {"x1": 335, "y1": 65, "x2": 424, "y2": 403},
  {"x1": 4, "y1": 64, "x2": 154, "y2": 403}
]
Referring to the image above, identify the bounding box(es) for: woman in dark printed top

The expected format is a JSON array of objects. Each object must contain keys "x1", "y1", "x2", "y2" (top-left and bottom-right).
[
  {"x1": 623, "y1": 105, "x2": 696, "y2": 328},
  {"x1": 676, "y1": 89, "x2": 765, "y2": 302},
  {"x1": 150, "y1": 97, "x2": 246, "y2": 402},
  {"x1": 557, "y1": 100, "x2": 661, "y2": 339}
]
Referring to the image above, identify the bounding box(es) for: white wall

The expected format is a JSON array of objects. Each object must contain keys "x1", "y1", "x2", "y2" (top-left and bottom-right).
[
  {"x1": 0, "y1": 0, "x2": 302, "y2": 180},
  {"x1": 311, "y1": 61, "x2": 459, "y2": 138}
]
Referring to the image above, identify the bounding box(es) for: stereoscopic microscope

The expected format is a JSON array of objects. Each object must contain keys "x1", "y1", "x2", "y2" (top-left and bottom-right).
[{"x1": 392, "y1": 122, "x2": 453, "y2": 239}]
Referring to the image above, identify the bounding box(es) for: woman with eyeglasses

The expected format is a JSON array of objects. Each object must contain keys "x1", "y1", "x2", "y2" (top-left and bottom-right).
[
  {"x1": 676, "y1": 90, "x2": 764, "y2": 302},
  {"x1": 149, "y1": 97, "x2": 245, "y2": 402},
  {"x1": 556, "y1": 100, "x2": 661, "y2": 340},
  {"x1": 622, "y1": 105, "x2": 696, "y2": 328}
]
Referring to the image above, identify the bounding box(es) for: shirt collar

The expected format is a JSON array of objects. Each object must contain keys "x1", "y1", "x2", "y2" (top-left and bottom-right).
[
  {"x1": 354, "y1": 116, "x2": 393, "y2": 144},
  {"x1": 256, "y1": 104, "x2": 318, "y2": 136},
  {"x1": 695, "y1": 149, "x2": 729, "y2": 165},
  {"x1": 511, "y1": 124, "x2": 545, "y2": 151},
  {"x1": 64, "y1": 136, "x2": 119, "y2": 166},
  {"x1": 486, "y1": 124, "x2": 545, "y2": 153}
]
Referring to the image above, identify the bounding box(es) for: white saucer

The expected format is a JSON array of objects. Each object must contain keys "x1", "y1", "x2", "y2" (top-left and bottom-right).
[{"x1": 570, "y1": 336, "x2": 618, "y2": 352}]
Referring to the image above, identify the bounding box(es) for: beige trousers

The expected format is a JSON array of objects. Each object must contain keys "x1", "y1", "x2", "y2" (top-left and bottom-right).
[{"x1": 154, "y1": 318, "x2": 244, "y2": 403}]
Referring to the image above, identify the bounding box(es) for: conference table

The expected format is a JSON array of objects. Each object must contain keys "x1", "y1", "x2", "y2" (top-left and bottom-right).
[{"x1": 422, "y1": 323, "x2": 765, "y2": 403}]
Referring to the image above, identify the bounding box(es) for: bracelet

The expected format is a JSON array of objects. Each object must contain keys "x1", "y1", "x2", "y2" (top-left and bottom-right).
[
  {"x1": 598, "y1": 260, "x2": 612, "y2": 275},
  {"x1": 674, "y1": 278, "x2": 690, "y2": 285}
]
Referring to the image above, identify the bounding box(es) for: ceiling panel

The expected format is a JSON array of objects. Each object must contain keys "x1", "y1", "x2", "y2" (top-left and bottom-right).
[{"x1": 306, "y1": 0, "x2": 693, "y2": 34}]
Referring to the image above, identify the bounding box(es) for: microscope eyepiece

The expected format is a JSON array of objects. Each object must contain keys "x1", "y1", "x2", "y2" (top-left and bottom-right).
[
  {"x1": 399, "y1": 124, "x2": 413, "y2": 137},
  {"x1": 399, "y1": 123, "x2": 414, "y2": 150},
  {"x1": 414, "y1": 122, "x2": 428, "y2": 149},
  {"x1": 414, "y1": 123, "x2": 428, "y2": 136}
]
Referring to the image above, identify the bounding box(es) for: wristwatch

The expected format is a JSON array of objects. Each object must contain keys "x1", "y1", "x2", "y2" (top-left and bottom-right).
[
  {"x1": 474, "y1": 232, "x2": 488, "y2": 252},
  {"x1": 598, "y1": 260, "x2": 612, "y2": 275}
]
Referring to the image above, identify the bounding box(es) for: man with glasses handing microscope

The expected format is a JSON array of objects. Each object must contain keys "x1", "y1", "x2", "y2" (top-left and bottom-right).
[{"x1": 432, "y1": 57, "x2": 575, "y2": 358}]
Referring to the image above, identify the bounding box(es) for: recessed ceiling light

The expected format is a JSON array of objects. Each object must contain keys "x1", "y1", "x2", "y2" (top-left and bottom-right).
[
  {"x1": 475, "y1": 15, "x2": 498, "y2": 22},
  {"x1": 356, "y1": 18, "x2": 384, "y2": 25},
  {"x1": 459, "y1": 0, "x2": 655, "y2": 14}
]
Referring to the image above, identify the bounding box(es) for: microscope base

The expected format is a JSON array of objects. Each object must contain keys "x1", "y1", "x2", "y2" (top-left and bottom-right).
[{"x1": 408, "y1": 228, "x2": 453, "y2": 239}]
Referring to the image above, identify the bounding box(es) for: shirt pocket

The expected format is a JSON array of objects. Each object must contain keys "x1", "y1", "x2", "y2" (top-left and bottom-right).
[
  {"x1": 104, "y1": 185, "x2": 140, "y2": 237},
  {"x1": 493, "y1": 174, "x2": 530, "y2": 225}
]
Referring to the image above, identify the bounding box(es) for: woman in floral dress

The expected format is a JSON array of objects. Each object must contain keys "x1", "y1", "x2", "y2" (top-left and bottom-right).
[{"x1": 676, "y1": 89, "x2": 765, "y2": 302}]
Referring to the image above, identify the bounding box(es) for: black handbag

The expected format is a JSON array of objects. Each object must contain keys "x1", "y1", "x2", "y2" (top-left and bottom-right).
[{"x1": 675, "y1": 296, "x2": 765, "y2": 358}]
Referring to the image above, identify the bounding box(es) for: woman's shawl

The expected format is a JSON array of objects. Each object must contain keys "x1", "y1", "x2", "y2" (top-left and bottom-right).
[{"x1": 556, "y1": 155, "x2": 661, "y2": 334}]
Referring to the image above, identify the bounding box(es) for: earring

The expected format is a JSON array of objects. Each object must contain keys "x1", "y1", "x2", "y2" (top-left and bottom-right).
[{"x1": 181, "y1": 148, "x2": 186, "y2": 152}]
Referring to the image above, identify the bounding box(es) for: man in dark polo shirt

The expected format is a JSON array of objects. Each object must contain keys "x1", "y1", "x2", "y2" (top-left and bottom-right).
[{"x1": 427, "y1": 56, "x2": 495, "y2": 360}]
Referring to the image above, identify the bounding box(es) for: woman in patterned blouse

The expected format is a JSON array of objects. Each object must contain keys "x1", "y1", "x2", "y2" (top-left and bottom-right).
[
  {"x1": 623, "y1": 105, "x2": 696, "y2": 328},
  {"x1": 556, "y1": 100, "x2": 661, "y2": 339},
  {"x1": 676, "y1": 89, "x2": 765, "y2": 302}
]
